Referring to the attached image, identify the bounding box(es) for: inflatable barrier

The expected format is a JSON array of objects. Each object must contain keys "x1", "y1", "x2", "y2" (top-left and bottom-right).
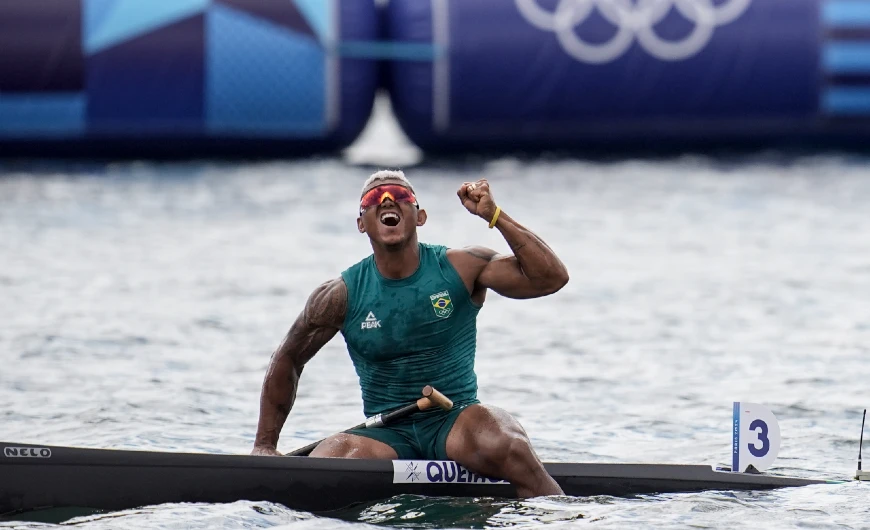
[
  {"x1": 0, "y1": 0, "x2": 378, "y2": 157},
  {"x1": 385, "y1": 0, "x2": 870, "y2": 152},
  {"x1": 5, "y1": 0, "x2": 870, "y2": 157}
]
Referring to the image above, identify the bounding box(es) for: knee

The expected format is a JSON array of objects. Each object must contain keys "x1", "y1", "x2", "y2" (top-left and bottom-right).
[
  {"x1": 311, "y1": 434, "x2": 354, "y2": 457},
  {"x1": 483, "y1": 434, "x2": 537, "y2": 471},
  {"x1": 505, "y1": 436, "x2": 537, "y2": 469},
  {"x1": 310, "y1": 434, "x2": 397, "y2": 459}
]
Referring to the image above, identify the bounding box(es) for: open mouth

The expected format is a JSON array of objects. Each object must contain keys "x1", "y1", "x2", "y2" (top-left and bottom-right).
[{"x1": 380, "y1": 211, "x2": 401, "y2": 227}]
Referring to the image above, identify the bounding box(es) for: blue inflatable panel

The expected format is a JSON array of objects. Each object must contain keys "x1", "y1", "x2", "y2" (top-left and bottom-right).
[
  {"x1": 0, "y1": 0, "x2": 378, "y2": 157},
  {"x1": 386, "y1": 0, "x2": 870, "y2": 151}
]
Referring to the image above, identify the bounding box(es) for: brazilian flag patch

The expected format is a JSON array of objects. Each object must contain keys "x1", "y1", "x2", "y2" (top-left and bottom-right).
[{"x1": 429, "y1": 290, "x2": 453, "y2": 318}]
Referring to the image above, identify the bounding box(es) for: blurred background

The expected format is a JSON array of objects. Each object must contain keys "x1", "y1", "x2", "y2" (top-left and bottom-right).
[
  {"x1": 2, "y1": 0, "x2": 869, "y2": 158},
  {"x1": 2, "y1": 1, "x2": 869, "y2": 528}
]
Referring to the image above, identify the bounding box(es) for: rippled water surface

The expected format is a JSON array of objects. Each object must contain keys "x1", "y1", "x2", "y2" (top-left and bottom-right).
[{"x1": 2, "y1": 128, "x2": 870, "y2": 527}]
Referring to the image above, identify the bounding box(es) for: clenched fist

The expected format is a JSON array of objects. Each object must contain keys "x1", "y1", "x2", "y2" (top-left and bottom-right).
[{"x1": 457, "y1": 179, "x2": 499, "y2": 225}]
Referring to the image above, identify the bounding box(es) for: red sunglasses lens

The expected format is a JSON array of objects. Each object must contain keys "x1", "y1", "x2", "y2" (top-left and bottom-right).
[{"x1": 360, "y1": 185, "x2": 416, "y2": 210}]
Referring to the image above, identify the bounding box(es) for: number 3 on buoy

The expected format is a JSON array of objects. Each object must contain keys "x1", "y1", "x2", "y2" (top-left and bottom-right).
[{"x1": 732, "y1": 402, "x2": 781, "y2": 473}]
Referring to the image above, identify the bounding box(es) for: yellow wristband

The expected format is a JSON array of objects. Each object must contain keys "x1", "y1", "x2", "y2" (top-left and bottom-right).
[{"x1": 488, "y1": 206, "x2": 501, "y2": 229}]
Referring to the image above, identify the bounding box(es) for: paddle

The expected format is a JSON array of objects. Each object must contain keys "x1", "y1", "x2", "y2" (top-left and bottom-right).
[{"x1": 286, "y1": 385, "x2": 453, "y2": 457}]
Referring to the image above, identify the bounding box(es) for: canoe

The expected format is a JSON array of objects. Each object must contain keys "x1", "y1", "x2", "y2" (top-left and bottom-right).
[{"x1": 0, "y1": 441, "x2": 832, "y2": 519}]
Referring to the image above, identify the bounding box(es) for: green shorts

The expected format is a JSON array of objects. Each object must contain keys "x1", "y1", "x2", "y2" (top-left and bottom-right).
[{"x1": 346, "y1": 402, "x2": 477, "y2": 460}]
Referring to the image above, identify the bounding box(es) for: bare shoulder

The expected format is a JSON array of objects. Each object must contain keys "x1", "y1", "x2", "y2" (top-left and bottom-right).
[
  {"x1": 303, "y1": 277, "x2": 347, "y2": 329},
  {"x1": 446, "y1": 247, "x2": 511, "y2": 300},
  {"x1": 447, "y1": 246, "x2": 504, "y2": 265}
]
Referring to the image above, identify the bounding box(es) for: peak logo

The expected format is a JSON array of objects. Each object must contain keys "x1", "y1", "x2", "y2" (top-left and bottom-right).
[
  {"x1": 4, "y1": 447, "x2": 52, "y2": 458},
  {"x1": 361, "y1": 311, "x2": 381, "y2": 329}
]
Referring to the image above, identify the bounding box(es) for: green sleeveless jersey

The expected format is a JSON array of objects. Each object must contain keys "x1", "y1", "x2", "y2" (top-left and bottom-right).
[{"x1": 340, "y1": 243, "x2": 481, "y2": 417}]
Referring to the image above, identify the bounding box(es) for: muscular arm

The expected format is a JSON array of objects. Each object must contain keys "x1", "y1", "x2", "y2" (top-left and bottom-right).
[
  {"x1": 252, "y1": 278, "x2": 347, "y2": 453},
  {"x1": 464, "y1": 210, "x2": 569, "y2": 299}
]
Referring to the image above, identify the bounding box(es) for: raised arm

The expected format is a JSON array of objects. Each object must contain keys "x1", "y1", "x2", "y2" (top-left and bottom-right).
[
  {"x1": 252, "y1": 278, "x2": 347, "y2": 455},
  {"x1": 456, "y1": 180, "x2": 569, "y2": 299}
]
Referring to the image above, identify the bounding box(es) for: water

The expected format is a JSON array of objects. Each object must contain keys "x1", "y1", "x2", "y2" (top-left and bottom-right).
[{"x1": 1, "y1": 103, "x2": 869, "y2": 528}]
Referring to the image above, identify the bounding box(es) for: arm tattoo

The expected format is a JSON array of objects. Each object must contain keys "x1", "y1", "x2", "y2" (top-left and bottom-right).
[
  {"x1": 302, "y1": 278, "x2": 347, "y2": 330},
  {"x1": 254, "y1": 278, "x2": 346, "y2": 448},
  {"x1": 508, "y1": 240, "x2": 527, "y2": 254},
  {"x1": 477, "y1": 210, "x2": 569, "y2": 298}
]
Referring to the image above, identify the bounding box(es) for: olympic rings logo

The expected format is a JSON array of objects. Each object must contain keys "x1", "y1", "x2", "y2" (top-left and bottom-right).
[{"x1": 515, "y1": 0, "x2": 751, "y2": 64}]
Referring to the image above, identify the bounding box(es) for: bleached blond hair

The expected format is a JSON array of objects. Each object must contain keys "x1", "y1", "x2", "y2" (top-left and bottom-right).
[{"x1": 361, "y1": 169, "x2": 415, "y2": 196}]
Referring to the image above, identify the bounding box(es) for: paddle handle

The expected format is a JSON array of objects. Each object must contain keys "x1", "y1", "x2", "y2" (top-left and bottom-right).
[
  {"x1": 418, "y1": 385, "x2": 453, "y2": 411},
  {"x1": 285, "y1": 386, "x2": 452, "y2": 457}
]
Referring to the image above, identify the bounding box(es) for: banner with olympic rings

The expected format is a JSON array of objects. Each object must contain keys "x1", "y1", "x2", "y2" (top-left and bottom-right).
[{"x1": 386, "y1": 0, "x2": 870, "y2": 152}]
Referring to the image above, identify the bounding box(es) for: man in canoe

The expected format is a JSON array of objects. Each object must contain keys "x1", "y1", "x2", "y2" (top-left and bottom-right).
[{"x1": 252, "y1": 170, "x2": 569, "y2": 497}]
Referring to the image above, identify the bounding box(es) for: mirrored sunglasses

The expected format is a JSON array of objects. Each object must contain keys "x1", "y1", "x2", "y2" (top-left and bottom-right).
[{"x1": 359, "y1": 184, "x2": 418, "y2": 214}]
